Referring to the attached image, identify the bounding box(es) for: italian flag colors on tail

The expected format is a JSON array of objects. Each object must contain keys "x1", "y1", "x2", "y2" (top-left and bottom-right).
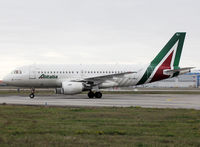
[{"x1": 137, "y1": 32, "x2": 186, "y2": 85}]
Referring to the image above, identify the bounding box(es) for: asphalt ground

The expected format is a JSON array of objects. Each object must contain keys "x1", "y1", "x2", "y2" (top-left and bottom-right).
[{"x1": 0, "y1": 94, "x2": 200, "y2": 109}]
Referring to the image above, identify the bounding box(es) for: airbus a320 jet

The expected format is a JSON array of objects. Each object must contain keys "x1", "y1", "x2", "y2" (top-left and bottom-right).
[{"x1": 3, "y1": 32, "x2": 193, "y2": 98}]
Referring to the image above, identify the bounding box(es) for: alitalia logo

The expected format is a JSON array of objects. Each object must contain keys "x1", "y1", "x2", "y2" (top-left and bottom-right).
[
  {"x1": 39, "y1": 74, "x2": 58, "y2": 79},
  {"x1": 137, "y1": 32, "x2": 186, "y2": 85}
]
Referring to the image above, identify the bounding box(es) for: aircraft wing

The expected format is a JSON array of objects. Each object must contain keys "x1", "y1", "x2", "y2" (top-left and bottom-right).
[{"x1": 75, "y1": 71, "x2": 136, "y2": 85}]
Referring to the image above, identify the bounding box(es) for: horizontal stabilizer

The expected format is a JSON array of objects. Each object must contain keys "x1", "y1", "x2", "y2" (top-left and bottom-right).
[{"x1": 163, "y1": 67, "x2": 195, "y2": 76}]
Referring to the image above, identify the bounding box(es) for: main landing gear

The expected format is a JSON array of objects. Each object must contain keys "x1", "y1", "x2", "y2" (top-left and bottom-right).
[
  {"x1": 29, "y1": 88, "x2": 35, "y2": 99},
  {"x1": 88, "y1": 91, "x2": 102, "y2": 99}
]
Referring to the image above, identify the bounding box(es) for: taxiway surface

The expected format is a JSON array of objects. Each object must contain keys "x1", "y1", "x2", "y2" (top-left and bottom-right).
[{"x1": 0, "y1": 94, "x2": 200, "y2": 109}]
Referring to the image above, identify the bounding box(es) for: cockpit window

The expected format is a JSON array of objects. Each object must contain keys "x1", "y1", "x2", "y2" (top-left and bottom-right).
[{"x1": 12, "y1": 70, "x2": 22, "y2": 74}]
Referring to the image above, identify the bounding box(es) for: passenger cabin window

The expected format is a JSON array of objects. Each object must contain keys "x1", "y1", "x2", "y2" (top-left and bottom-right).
[{"x1": 13, "y1": 70, "x2": 22, "y2": 74}]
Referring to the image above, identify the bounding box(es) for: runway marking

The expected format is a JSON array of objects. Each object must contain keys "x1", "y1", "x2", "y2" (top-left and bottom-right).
[{"x1": 167, "y1": 98, "x2": 172, "y2": 101}]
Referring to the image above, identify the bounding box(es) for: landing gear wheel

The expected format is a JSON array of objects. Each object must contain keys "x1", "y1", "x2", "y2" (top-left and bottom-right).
[
  {"x1": 29, "y1": 88, "x2": 35, "y2": 99},
  {"x1": 29, "y1": 93, "x2": 35, "y2": 99},
  {"x1": 94, "y1": 92, "x2": 102, "y2": 99},
  {"x1": 88, "y1": 91, "x2": 94, "y2": 98}
]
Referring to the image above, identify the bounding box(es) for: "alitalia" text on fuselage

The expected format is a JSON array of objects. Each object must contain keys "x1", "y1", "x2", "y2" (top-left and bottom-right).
[{"x1": 39, "y1": 74, "x2": 58, "y2": 79}]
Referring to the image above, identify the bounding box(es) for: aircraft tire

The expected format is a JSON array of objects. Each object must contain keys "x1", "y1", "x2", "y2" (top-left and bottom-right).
[
  {"x1": 94, "y1": 92, "x2": 102, "y2": 99},
  {"x1": 29, "y1": 93, "x2": 35, "y2": 99},
  {"x1": 88, "y1": 91, "x2": 94, "y2": 98}
]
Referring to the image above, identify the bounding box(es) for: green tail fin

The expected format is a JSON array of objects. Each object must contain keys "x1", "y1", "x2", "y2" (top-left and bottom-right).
[
  {"x1": 151, "y1": 32, "x2": 186, "y2": 68},
  {"x1": 137, "y1": 32, "x2": 186, "y2": 85}
]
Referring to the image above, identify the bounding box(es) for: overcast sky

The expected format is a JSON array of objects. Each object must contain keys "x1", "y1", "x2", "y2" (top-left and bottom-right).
[{"x1": 0, "y1": 0, "x2": 200, "y2": 79}]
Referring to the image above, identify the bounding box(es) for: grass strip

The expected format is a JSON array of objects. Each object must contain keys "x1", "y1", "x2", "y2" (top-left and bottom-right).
[{"x1": 0, "y1": 105, "x2": 200, "y2": 146}]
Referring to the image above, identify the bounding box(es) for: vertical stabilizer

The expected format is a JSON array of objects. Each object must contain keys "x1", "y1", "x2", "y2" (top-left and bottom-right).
[{"x1": 137, "y1": 32, "x2": 186, "y2": 85}]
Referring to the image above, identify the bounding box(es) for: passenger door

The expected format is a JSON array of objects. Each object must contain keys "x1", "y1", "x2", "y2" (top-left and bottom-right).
[{"x1": 29, "y1": 66, "x2": 36, "y2": 79}]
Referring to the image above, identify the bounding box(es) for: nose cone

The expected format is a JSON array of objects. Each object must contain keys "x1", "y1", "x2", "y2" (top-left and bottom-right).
[{"x1": 2, "y1": 75, "x2": 11, "y2": 85}]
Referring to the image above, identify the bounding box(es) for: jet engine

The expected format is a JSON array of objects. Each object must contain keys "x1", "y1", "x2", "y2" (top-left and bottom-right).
[{"x1": 62, "y1": 81, "x2": 84, "y2": 95}]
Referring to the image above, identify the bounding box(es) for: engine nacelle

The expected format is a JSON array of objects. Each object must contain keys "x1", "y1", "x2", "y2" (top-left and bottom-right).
[{"x1": 62, "y1": 81, "x2": 84, "y2": 95}]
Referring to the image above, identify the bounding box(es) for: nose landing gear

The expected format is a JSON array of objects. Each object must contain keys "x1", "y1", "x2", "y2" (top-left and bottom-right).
[{"x1": 29, "y1": 88, "x2": 35, "y2": 99}]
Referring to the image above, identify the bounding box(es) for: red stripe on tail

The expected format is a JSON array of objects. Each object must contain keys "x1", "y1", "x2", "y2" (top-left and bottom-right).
[{"x1": 150, "y1": 51, "x2": 174, "y2": 82}]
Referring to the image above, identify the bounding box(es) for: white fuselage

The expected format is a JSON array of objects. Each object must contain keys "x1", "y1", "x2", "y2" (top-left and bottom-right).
[
  {"x1": 2, "y1": 33, "x2": 190, "y2": 98},
  {"x1": 3, "y1": 64, "x2": 147, "y2": 88}
]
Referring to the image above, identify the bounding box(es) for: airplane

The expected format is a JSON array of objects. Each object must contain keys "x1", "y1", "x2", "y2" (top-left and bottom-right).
[{"x1": 2, "y1": 32, "x2": 193, "y2": 99}]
